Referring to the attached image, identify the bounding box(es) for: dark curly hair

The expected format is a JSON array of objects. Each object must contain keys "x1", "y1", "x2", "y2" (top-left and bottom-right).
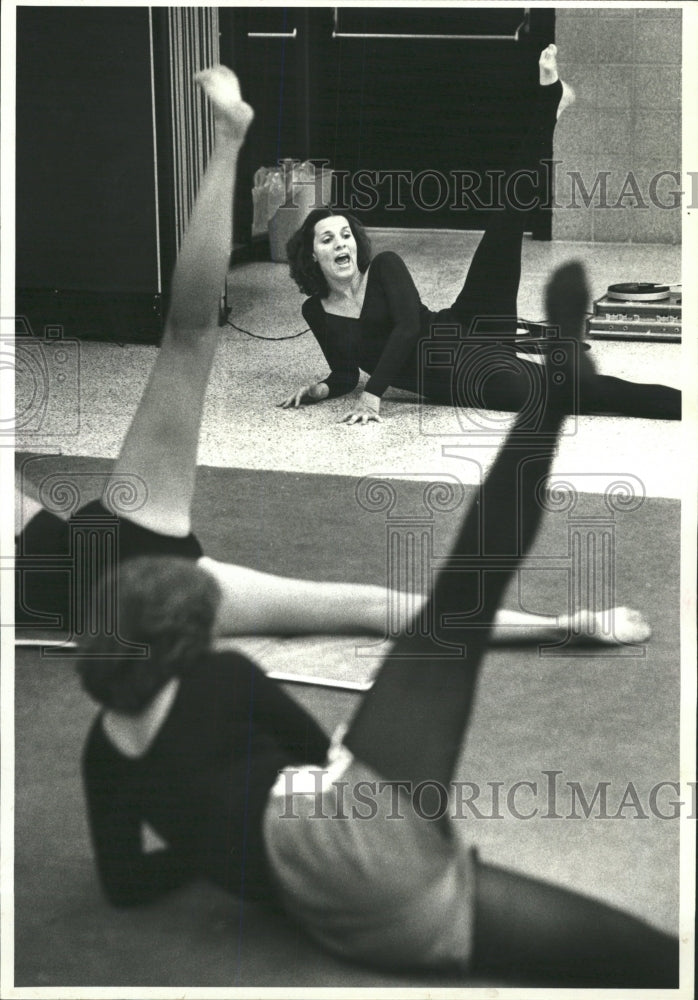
[
  {"x1": 76, "y1": 557, "x2": 221, "y2": 715},
  {"x1": 286, "y1": 208, "x2": 372, "y2": 298}
]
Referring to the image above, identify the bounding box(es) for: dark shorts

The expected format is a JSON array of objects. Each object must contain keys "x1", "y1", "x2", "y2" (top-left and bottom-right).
[{"x1": 15, "y1": 500, "x2": 203, "y2": 631}]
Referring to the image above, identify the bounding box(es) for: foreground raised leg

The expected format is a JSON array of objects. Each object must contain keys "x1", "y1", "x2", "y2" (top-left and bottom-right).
[
  {"x1": 107, "y1": 68, "x2": 253, "y2": 537},
  {"x1": 343, "y1": 264, "x2": 588, "y2": 794}
]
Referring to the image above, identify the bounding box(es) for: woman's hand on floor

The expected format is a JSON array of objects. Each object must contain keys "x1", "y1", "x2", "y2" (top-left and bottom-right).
[
  {"x1": 279, "y1": 382, "x2": 330, "y2": 408},
  {"x1": 340, "y1": 391, "x2": 382, "y2": 425}
]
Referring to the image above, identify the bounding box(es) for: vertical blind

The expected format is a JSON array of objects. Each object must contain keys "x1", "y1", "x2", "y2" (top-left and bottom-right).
[{"x1": 166, "y1": 7, "x2": 221, "y2": 252}]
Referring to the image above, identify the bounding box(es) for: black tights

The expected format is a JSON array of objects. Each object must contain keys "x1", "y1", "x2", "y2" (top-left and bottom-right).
[
  {"x1": 442, "y1": 363, "x2": 682, "y2": 420},
  {"x1": 424, "y1": 80, "x2": 681, "y2": 421},
  {"x1": 471, "y1": 860, "x2": 678, "y2": 988},
  {"x1": 344, "y1": 360, "x2": 678, "y2": 986}
]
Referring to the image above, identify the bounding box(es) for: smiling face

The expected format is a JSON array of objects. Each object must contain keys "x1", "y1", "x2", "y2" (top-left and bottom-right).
[{"x1": 312, "y1": 215, "x2": 358, "y2": 285}]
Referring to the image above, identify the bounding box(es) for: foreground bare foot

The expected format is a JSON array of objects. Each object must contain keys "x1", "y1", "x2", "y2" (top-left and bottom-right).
[
  {"x1": 568, "y1": 606, "x2": 652, "y2": 645},
  {"x1": 195, "y1": 65, "x2": 254, "y2": 141},
  {"x1": 545, "y1": 260, "x2": 590, "y2": 337},
  {"x1": 539, "y1": 44, "x2": 576, "y2": 119}
]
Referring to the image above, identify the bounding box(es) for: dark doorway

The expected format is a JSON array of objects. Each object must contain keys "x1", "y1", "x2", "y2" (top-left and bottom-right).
[{"x1": 221, "y1": 6, "x2": 555, "y2": 243}]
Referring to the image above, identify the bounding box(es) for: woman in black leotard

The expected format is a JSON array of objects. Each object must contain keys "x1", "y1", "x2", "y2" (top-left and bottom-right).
[
  {"x1": 281, "y1": 49, "x2": 680, "y2": 425},
  {"x1": 80, "y1": 260, "x2": 678, "y2": 987}
]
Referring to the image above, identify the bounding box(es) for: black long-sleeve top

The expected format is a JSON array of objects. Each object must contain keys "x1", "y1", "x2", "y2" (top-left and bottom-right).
[
  {"x1": 302, "y1": 251, "x2": 434, "y2": 399},
  {"x1": 81, "y1": 651, "x2": 330, "y2": 908}
]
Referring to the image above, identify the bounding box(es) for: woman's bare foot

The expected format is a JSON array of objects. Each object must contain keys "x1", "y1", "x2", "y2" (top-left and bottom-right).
[
  {"x1": 539, "y1": 43, "x2": 559, "y2": 85},
  {"x1": 195, "y1": 65, "x2": 254, "y2": 142},
  {"x1": 539, "y1": 44, "x2": 576, "y2": 119},
  {"x1": 567, "y1": 606, "x2": 652, "y2": 645}
]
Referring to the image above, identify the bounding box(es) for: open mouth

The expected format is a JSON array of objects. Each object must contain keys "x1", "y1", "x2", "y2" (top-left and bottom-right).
[{"x1": 335, "y1": 253, "x2": 351, "y2": 266}]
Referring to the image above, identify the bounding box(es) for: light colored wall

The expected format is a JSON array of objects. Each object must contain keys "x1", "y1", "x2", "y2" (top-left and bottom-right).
[{"x1": 553, "y1": 6, "x2": 681, "y2": 244}]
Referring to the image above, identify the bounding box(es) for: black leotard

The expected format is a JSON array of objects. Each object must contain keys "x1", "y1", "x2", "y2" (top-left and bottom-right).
[
  {"x1": 82, "y1": 650, "x2": 330, "y2": 907},
  {"x1": 303, "y1": 250, "x2": 434, "y2": 399},
  {"x1": 16, "y1": 501, "x2": 203, "y2": 630}
]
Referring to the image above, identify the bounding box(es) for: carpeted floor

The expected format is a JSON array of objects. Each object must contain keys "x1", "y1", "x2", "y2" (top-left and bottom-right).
[{"x1": 15, "y1": 233, "x2": 684, "y2": 498}]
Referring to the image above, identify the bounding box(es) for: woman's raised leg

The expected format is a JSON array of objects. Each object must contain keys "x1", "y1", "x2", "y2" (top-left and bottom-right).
[
  {"x1": 442, "y1": 42, "x2": 681, "y2": 421},
  {"x1": 448, "y1": 45, "x2": 569, "y2": 328},
  {"x1": 106, "y1": 68, "x2": 253, "y2": 537}
]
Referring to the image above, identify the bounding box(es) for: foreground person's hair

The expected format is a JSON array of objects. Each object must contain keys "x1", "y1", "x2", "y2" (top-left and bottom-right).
[{"x1": 76, "y1": 557, "x2": 221, "y2": 714}]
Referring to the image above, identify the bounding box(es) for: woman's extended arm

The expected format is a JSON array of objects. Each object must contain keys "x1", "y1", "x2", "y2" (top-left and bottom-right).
[
  {"x1": 363, "y1": 252, "x2": 425, "y2": 397},
  {"x1": 248, "y1": 663, "x2": 331, "y2": 762},
  {"x1": 279, "y1": 299, "x2": 360, "y2": 408},
  {"x1": 279, "y1": 380, "x2": 331, "y2": 408}
]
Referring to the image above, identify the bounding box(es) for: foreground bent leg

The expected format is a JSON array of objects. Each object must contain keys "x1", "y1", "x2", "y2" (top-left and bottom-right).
[{"x1": 107, "y1": 69, "x2": 253, "y2": 537}]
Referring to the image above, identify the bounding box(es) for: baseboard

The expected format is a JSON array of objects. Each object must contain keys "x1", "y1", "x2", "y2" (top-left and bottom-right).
[{"x1": 230, "y1": 235, "x2": 272, "y2": 266}]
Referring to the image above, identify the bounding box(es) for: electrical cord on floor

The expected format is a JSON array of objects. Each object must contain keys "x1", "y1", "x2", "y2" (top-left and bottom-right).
[{"x1": 224, "y1": 315, "x2": 310, "y2": 341}]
